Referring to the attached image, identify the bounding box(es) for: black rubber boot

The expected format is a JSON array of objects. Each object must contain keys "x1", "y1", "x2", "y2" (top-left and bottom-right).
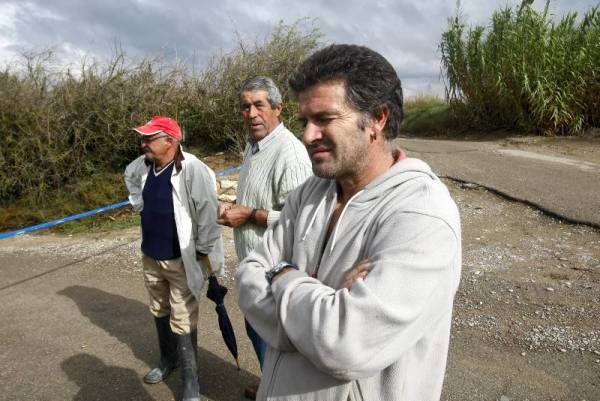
[
  {"x1": 190, "y1": 330, "x2": 198, "y2": 360},
  {"x1": 143, "y1": 316, "x2": 178, "y2": 384},
  {"x1": 176, "y1": 332, "x2": 200, "y2": 401}
]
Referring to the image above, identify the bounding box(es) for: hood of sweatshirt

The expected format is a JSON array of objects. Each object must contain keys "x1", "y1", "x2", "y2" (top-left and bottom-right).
[
  {"x1": 300, "y1": 145, "x2": 449, "y2": 249},
  {"x1": 350, "y1": 148, "x2": 439, "y2": 205}
]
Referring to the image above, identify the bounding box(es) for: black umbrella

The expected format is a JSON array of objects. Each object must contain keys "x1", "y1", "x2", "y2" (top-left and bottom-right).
[{"x1": 206, "y1": 274, "x2": 240, "y2": 369}]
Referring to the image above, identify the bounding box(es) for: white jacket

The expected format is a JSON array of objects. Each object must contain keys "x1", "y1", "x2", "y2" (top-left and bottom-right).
[
  {"x1": 124, "y1": 150, "x2": 224, "y2": 298},
  {"x1": 236, "y1": 155, "x2": 461, "y2": 401}
]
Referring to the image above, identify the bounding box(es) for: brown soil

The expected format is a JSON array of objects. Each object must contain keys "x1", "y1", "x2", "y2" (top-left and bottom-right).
[
  {"x1": 442, "y1": 179, "x2": 599, "y2": 401},
  {"x1": 202, "y1": 151, "x2": 243, "y2": 173},
  {"x1": 500, "y1": 134, "x2": 600, "y2": 165}
]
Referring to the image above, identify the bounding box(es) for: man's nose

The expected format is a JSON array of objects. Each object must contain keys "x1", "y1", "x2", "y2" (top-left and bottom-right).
[
  {"x1": 248, "y1": 105, "x2": 259, "y2": 118},
  {"x1": 303, "y1": 121, "x2": 322, "y2": 145}
]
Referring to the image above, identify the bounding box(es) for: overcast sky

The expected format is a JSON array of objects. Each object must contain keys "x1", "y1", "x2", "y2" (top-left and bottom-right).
[{"x1": 0, "y1": 0, "x2": 597, "y2": 96}]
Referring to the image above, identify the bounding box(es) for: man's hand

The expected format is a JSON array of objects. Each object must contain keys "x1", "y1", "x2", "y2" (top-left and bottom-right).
[
  {"x1": 217, "y1": 203, "x2": 253, "y2": 228},
  {"x1": 217, "y1": 202, "x2": 233, "y2": 218},
  {"x1": 196, "y1": 253, "x2": 213, "y2": 274},
  {"x1": 340, "y1": 259, "x2": 371, "y2": 289}
]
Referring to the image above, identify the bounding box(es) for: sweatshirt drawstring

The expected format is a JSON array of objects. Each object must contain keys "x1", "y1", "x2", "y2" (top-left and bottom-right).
[
  {"x1": 302, "y1": 198, "x2": 326, "y2": 241},
  {"x1": 329, "y1": 189, "x2": 364, "y2": 250}
]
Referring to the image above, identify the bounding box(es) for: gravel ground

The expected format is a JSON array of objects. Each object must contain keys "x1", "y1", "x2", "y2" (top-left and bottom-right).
[
  {"x1": 444, "y1": 180, "x2": 599, "y2": 401},
  {"x1": 1, "y1": 175, "x2": 598, "y2": 400}
]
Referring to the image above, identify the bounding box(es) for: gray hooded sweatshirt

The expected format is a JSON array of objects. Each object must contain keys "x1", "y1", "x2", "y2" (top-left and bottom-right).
[{"x1": 236, "y1": 155, "x2": 461, "y2": 401}]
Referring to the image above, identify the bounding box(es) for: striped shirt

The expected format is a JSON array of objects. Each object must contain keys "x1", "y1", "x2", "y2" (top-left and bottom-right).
[{"x1": 234, "y1": 123, "x2": 312, "y2": 261}]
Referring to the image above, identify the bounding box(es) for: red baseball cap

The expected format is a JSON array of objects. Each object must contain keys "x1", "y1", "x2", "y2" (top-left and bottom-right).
[{"x1": 132, "y1": 116, "x2": 183, "y2": 140}]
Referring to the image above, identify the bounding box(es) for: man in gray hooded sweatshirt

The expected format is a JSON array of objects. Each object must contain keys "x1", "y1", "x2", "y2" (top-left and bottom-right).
[{"x1": 236, "y1": 44, "x2": 462, "y2": 401}]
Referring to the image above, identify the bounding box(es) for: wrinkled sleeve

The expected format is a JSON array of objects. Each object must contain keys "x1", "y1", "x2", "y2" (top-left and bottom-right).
[
  {"x1": 266, "y1": 162, "x2": 313, "y2": 226},
  {"x1": 236, "y1": 186, "x2": 308, "y2": 351},
  {"x1": 124, "y1": 156, "x2": 145, "y2": 212},
  {"x1": 189, "y1": 164, "x2": 221, "y2": 255},
  {"x1": 270, "y1": 212, "x2": 461, "y2": 380}
]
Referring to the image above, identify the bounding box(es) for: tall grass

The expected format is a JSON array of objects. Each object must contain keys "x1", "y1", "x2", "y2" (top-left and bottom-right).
[
  {"x1": 0, "y1": 21, "x2": 321, "y2": 208},
  {"x1": 400, "y1": 94, "x2": 454, "y2": 136},
  {"x1": 440, "y1": 0, "x2": 600, "y2": 135}
]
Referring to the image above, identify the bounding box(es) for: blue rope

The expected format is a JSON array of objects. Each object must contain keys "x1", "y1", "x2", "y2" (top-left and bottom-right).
[{"x1": 0, "y1": 165, "x2": 241, "y2": 240}]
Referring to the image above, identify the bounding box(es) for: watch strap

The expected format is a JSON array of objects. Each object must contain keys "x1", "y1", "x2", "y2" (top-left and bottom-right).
[
  {"x1": 249, "y1": 208, "x2": 258, "y2": 224},
  {"x1": 266, "y1": 261, "x2": 298, "y2": 284}
]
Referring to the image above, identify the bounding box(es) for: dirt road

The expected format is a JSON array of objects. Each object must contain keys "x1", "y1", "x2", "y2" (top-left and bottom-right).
[{"x1": 1, "y1": 137, "x2": 599, "y2": 400}]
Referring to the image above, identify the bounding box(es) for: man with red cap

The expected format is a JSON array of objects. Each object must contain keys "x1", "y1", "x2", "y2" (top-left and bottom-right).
[{"x1": 124, "y1": 116, "x2": 224, "y2": 401}]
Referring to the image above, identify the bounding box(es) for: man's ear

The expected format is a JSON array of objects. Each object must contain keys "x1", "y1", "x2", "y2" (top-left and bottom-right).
[
  {"x1": 371, "y1": 105, "x2": 389, "y2": 138},
  {"x1": 274, "y1": 103, "x2": 283, "y2": 118}
]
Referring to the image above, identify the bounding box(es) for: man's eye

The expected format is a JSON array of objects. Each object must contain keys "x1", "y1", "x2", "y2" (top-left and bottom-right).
[
  {"x1": 297, "y1": 119, "x2": 307, "y2": 128},
  {"x1": 317, "y1": 116, "x2": 334, "y2": 124}
]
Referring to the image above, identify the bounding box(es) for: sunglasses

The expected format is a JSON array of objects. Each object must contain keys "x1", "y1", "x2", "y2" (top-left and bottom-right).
[{"x1": 141, "y1": 135, "x2": 169, "y2": 143}]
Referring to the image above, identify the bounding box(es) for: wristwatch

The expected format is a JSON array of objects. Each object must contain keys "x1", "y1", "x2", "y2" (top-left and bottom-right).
[
  {"x1": 249, "y1": 208, "x2": 258, "y2": 224},
  {"x1": 266, "y1": 261, "x2": 298, "y2": 284}
]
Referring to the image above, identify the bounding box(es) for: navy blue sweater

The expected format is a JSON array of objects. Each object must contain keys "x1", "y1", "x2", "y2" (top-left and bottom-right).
[{"x1": 141, "y1": 162, "x2": 181, "y2": 260}]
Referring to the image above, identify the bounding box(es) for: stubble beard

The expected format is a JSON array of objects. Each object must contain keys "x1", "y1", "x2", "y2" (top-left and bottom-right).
[
  {"x1": 312, "y1": 135, "x2": 370, "y2": 180},
  {"x1": 142, "y1": 147, "x2": 155, "y2": 162}
]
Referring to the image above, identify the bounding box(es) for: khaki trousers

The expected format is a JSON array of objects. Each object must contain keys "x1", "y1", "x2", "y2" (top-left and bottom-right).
[{"x1": 142, "y1": 255, "x2": 198, "y2": 335}]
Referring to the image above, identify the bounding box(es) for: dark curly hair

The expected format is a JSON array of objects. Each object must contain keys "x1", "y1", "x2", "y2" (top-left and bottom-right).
[{"x1": 288, "y1": 44, "x2": 404, "y2": 140}]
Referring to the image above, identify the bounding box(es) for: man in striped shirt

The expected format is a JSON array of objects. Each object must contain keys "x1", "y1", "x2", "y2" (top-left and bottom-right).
[{"x1": 217, "y1": 76, "x2": 312, "y2": 399}]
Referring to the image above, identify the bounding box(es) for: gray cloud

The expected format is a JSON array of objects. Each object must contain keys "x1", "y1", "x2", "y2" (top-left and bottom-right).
[{"x1": 0, "y1": 0, "x2": 597, "y2": 96}]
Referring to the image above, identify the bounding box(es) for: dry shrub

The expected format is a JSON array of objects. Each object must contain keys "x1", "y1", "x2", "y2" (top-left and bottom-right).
[
  {"x1": 0, "y1": 21, "x2": 321, "y2": 207},
  {"x1": 189, "y1": 20, "x2": 321, "y2": 151}
]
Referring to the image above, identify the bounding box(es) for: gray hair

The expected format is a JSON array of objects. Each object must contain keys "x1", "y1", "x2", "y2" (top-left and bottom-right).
[{"x1": 239, "y1": 76, "x2": 283, "y2": 109}]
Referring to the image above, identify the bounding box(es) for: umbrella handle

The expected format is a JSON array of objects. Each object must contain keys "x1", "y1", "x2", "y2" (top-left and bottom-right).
[{"x1": 197, "y1": 253, "x2": 215, "y2": 276}]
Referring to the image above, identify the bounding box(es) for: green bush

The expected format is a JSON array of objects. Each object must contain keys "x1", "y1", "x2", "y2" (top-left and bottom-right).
[
  {"x1": 401, "y1": 95, "x2": 453, "y2": 136},
  {"x1": 440, "y1": 0, "x2": 600, "y2": 136},
  {"x1": 0, "y1": 21, "x2": 321, "y2": 208},
  {"x1": 181, "y1": 20, "x2": 321, "y2": 152}
]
